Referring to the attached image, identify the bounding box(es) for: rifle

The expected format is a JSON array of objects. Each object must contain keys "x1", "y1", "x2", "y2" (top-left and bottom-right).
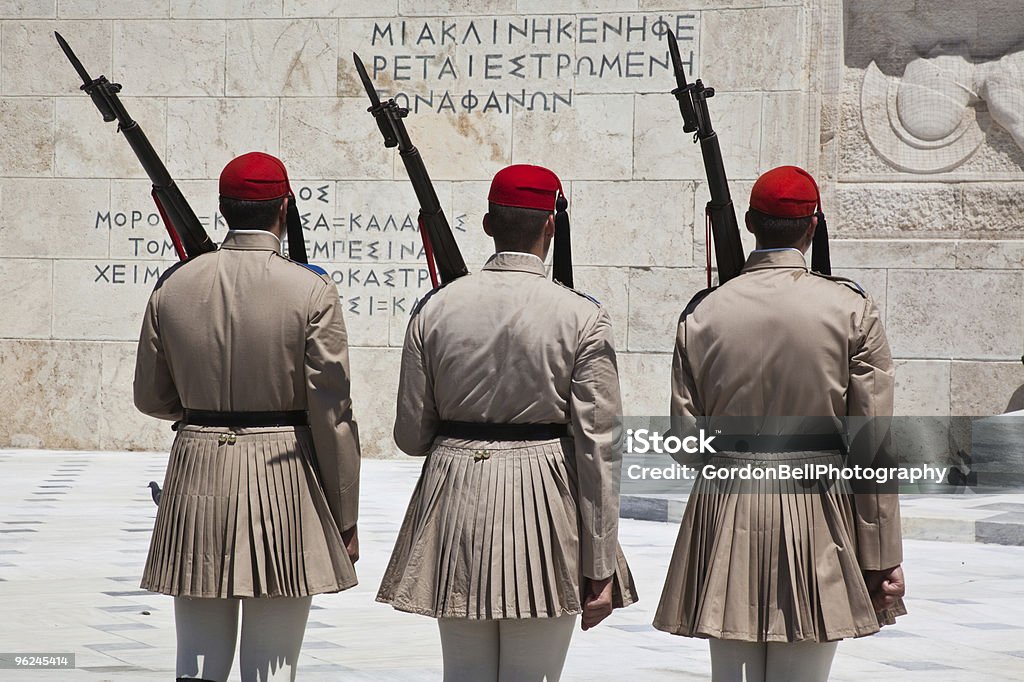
[
  {"x1": 352, "y1": 52, "x2": 468, "y2": 287},
  {"x1": 55, "y1": 32, "x2": 215, "y2": 262},
  {"x1": 666, "y1": 32, "x2": 745, "y2": 286}
]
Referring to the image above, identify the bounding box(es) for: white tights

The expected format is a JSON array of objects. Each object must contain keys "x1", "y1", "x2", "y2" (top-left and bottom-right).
[
  {"x1": 437, "y1": 615, "x2": 577, "y2": 682},
  {"x1": 708, "y1": 639, "x2": 839, "y2": 682},
  {"x1": 174, "y1": 596, "x2": 312, "y2": 682}
]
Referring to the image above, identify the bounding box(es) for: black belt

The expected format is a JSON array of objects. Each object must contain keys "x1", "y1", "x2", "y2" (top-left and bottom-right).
[
  {"x1": 437, "y1": 421, "x2": 568, "y2": 441},
  {"x1": 181, "y1": 409, "x2": 309, "y2": 428},
  {"x1": 711, "y1": 434, "x2": 846, "y2": 453}
]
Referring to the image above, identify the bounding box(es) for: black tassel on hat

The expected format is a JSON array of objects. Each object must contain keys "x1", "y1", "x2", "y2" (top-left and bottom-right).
[
  {"x1": 552, "y1": 192, "x2": 573, "y2": 288},
  {"x1": 285, "y1": 196, "x2": 308, "y2": 264},
  {"x1": 810, "y1": 209, "x2": 831, "y2": 276}
]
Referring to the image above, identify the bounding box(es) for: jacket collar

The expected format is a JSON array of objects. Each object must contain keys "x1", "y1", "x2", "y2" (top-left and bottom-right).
[
  {"x1": 482, "y1": 251, "x2": 547, "y2": 276},
  {"x1": 741, "y1": 248, "x2": 808, "y2": 273},
  {"x1": 220, "y1": 230, "x2": 282, "y2": 254}
]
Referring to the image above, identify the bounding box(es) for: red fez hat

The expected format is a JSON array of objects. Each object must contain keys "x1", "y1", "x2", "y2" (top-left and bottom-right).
[
  {"x1": 219, "y1": 151, "x2": 293, "y2": 201},
  {"x1": 749, "y1": 165, "x2": 821, "y2": 218},
  {"x1": 488, "y1": 164, "x2": 564, "y2": 212}
]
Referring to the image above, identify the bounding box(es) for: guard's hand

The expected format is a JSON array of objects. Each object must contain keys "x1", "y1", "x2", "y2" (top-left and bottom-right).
[
  {"x1": 341, "y1": 524, "x2": 359, "y2": 564},
  {"x1": 581, "y1": 576, "x2": 613, "y2": 631},
  {"x1": 864, "y1": 565, "x2": 905, "y2": 611}
]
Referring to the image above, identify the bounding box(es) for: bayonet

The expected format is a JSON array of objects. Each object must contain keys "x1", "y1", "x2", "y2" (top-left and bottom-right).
[
  {"x1": 353, "y1": 52, "x2": 382, "y2": 109},
  {"x1": 354, "y1": 52, "x2": 402, "y2": 150},
  {"x1": 667, "y1": 32, "x2": 699, "y2": 136},
  {"x1": 55, "y1": 31, "x2": 94, "y2": 87}
]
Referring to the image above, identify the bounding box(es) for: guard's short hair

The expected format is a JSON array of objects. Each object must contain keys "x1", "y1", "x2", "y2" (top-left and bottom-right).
[
  {"x1": 487, "y1": 202, "x2": 551, "y2": 252},
  {"x1": 746, "y1": 208, "x2": 814, "y2": 249},
  {"x1": 219, "y1": 197, "x2": 284, "y2": 231}
]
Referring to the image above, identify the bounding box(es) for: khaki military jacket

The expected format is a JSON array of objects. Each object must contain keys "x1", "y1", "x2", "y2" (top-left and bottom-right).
[
  {"x1": 394, "y1": 252, "x2": 623, "y2": 579},
  {"x1": 134, "y1": 230, "x2": 360, "y2": 532},
  {"x1": 671, "y1": 248, "x2": 902, "y2": 570}
]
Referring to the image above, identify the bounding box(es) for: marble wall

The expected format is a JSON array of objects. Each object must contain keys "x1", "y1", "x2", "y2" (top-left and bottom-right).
[{"x1": 0, "y1": 0, "x2": 1021, "y2": 456}]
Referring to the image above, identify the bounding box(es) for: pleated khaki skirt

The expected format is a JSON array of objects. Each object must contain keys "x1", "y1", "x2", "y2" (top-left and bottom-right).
[
  {"x1": 654, "y1": 450, "x2": 906, "y2": 643},
  {"x1": 377, "y1": 436, "x2": 638, "y2": 619},
  {"x1": 141, "y1": 425, "x2": 357, "y2": 599}
]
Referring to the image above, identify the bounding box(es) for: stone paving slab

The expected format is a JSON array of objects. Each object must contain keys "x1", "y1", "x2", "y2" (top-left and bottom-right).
[
  {"x1": 0, "y1": 450, "x2": 1022, "y2": 680},
  {"x1": 622, "y1": 491, "x2": 1024, "y2": 547}
]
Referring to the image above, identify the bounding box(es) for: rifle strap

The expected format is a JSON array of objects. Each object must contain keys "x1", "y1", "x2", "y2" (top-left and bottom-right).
[
  {"x1": 152, "y1": 190, "x2": 187, "y2": 261},
  {"x1": 418, "y1": 214, "x2": 439, "y2": 289}
]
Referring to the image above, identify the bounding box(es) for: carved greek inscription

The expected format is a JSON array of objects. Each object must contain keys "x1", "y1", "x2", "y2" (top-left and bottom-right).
[
  {"x1": 365, "y1": 13, "x2": 698, "y2": 113},
  {"x1": 86, "y1": 182, "x2": 464, "y2": 318}
]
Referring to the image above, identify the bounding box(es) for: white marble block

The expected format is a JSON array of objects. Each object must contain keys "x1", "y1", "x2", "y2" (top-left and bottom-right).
[
  {"x1": 227, "y1": 19, "x2": 338, "y2": 96},
  {"x1": 113, "y1": 20, "x2": 225, "y2": 96}
]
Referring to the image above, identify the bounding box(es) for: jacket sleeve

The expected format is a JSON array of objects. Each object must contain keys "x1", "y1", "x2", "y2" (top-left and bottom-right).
[
  {"x1": 847, "y1": 296, "x2": 903, "y2": 570},
  {"x1": 393, "y1": 312, "x2": 439, "y2": 457},
  {"x1": 133, "y1": 288, "x2": 183, "y2": 421},
  {"x1": 670, "y1": 312, "x2": 704, "y2": 419},
  {"x1": 669, "y1": 312, "x2": 705, "y2": 466},
  {"x1": 305, "y1": 283, "x2": 361, "y2": 532},
  {"x1": 569, "y1": 307, "x2": 622, "y2": 580}
]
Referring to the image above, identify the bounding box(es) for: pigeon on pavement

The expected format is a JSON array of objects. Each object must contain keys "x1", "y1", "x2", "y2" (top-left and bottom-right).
[{"x1": 147, "y1": 481, "x2": 162, "y2": 506}]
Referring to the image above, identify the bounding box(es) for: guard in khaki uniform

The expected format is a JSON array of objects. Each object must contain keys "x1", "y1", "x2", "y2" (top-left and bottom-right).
[
  {"x1": 377, "y1": 165, "x2": 638, "y2": 681},
  {"x1": 134, "y1": 152, "x2": 360, "y2": 682},
  {"x1": 653, "y1": 166, "x2": 906, "y2": 682}
]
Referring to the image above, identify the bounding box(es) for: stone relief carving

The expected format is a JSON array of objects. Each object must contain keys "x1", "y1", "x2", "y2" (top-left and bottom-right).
[
  {"x1": 977, "y1": 50, "x2": 1024, "y2": 151},
  {"x1": 862, "y1": 48, "x2": 1024, "y2": 174},
  {"x1": 845, "y1": 1, "x2": 1024, "y2": 175}
]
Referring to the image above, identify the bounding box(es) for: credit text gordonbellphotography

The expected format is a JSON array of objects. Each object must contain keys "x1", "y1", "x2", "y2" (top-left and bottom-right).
[{"x1": 0, "y1": 1, "x2": 1022, "y2": 681}]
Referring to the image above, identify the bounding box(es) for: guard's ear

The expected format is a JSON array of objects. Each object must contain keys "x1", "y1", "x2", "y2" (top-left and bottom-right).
[
  {"x1": 745, "y1": 210, "x2": 756, "y2": 234},
  {"x1": 279, "y1": 196, "x2": 289, "y2": 224},
  {"x1": 482, "y1": 213, "x2": 493, "y2": 237},
  {"x1": 805, "y1": 214, "x2": 818, "y2": 242},
  {"x1": 543, "y1": 213, "x2": 555, "y2": 237}
]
